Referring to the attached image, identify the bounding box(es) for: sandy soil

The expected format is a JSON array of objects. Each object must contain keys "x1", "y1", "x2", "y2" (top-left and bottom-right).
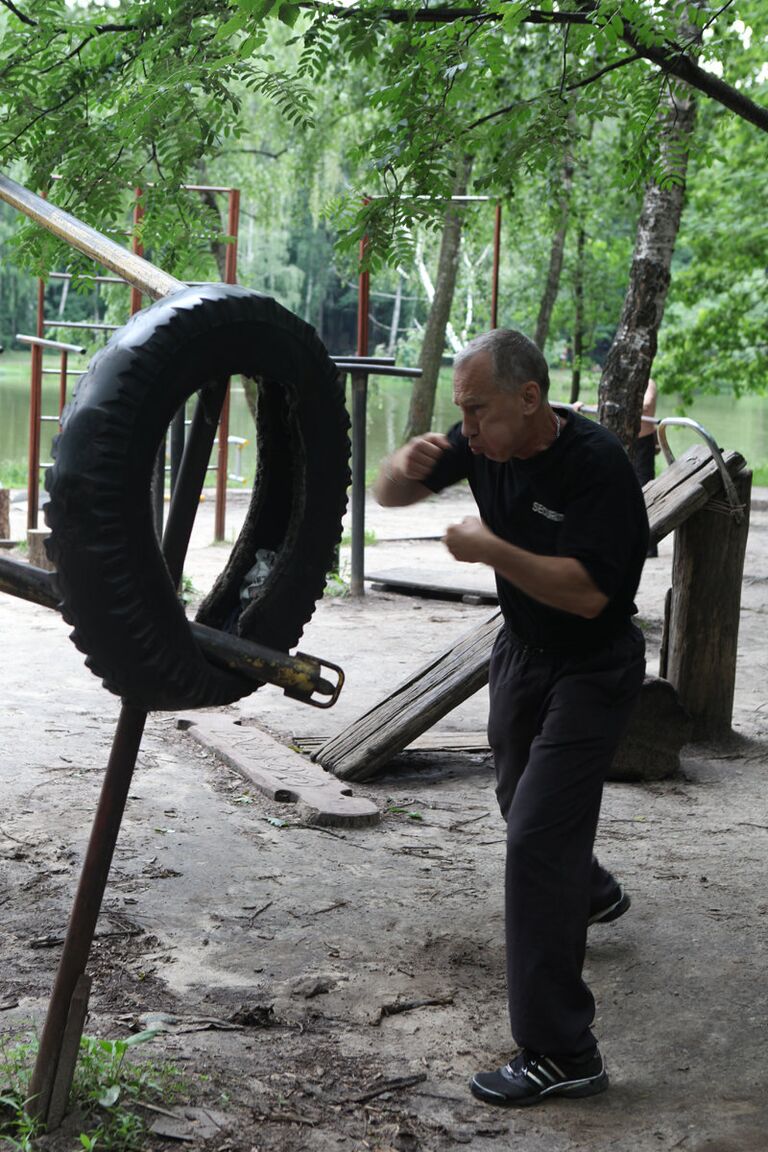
[{"x1": 1, "y1": 484, "x2": 767, "y2": 1152}]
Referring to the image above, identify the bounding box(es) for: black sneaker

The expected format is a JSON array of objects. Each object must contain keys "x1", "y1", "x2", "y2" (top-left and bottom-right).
[
  {"x1": 588, "y1": 885, "x2": 631, "y2": 926},
  {"x1": 470, "y1": 1047, "x2": 609, "y2": 1107}
]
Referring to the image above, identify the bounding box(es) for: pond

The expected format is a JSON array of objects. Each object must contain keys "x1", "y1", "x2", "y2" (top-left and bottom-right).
[{"x1": 1, "y1": 351, "x2": 766, "y2": 490}]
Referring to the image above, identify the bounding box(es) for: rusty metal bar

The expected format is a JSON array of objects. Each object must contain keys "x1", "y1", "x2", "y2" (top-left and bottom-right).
[
  {"x1": 163, "y1": 382, "x2": 228, "y2": 583},
  {"x1": 26, "y1": 278, "x2": 45, "y2": 532},
  {"x1": 214, "y1": 189, "x2": 240, "y2": 543},
  {"x1": 0, "y1": 174, "x2": 182, "y2": 301},
  {"x1": 491, "y1": 201, "x2": 502, "y2": 329},
  {"x1": 58, "y1": 351, "x2": 68, "y2": 421},
  {"x1": 0, "y1": 553, "x2": 341, "y2": 703},
  {"x1": 27, "y1": 705, "x2": 148, "y2": 1123}
]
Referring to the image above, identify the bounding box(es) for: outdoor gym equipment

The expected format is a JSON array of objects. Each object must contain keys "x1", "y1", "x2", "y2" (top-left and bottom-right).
[{"x1": 0, "y1": 171, "x2": 349, "y2": 1129}]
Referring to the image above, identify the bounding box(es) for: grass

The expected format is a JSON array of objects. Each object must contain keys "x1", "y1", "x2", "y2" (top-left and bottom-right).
[
  {"x1": 0, "y1": 461, "x2": 28, "y2": 489},
  {"x1": 0, "y1": 1029, "x2": 185, "y2": 1151}
]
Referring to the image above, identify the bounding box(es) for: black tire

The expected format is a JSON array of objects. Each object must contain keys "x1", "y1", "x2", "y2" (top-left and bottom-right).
[{"x1": 44, "y1": 284, "x2": 349, "y2": 712}]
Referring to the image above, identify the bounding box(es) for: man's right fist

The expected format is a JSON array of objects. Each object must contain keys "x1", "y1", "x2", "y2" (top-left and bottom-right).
[{"x1": 399, "y1": 432, "x2": 452, "y2": 481}]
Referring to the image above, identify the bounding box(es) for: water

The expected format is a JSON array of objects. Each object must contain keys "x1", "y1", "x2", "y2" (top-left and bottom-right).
[{"x1": 1, "y1": 353, "x2": 766, "y2": 489}]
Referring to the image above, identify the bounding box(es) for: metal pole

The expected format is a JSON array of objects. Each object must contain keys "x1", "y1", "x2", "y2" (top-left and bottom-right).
[
  {"x1": 58, "y1": 350, "x2": 68, "y2": 422},
  {"x1": 27, "y1": 704, "x2": 148, "y2": 1122},
  {"x1": 27, "y1": 279, "x2": 46, "y2": 532},
  {"x1": 214, "y1": 189, "x2": 240, "y2": 543},
  {"x1": 130, "y1": 189, "x2": 144, "y2": 316},
  {"x1": 169, "y1": 407, "x2": 186, "y2": 496},
  {"x1": 349, "y1": 370, "x2": 367, "y2": 597},
  {"x1": 490, "y1": 201, "x2": 502, "y2": 330}
]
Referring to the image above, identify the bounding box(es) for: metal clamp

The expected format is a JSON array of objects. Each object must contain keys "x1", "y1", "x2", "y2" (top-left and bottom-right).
[{"x1": 656, "y1": 416, "x2": 745, "y2": 525}]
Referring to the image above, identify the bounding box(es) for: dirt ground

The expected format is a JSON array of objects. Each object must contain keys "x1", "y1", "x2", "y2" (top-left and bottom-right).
[{"x1": 1, "y1": 482, "x2": 767, "y2": 1152}]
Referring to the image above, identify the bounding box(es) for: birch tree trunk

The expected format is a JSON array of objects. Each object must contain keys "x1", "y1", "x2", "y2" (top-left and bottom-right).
[
  {"x1": 387, "y1": 274, "x2": 403, "y2": 357},
  {"x1": 534, "y1": 147, "x2": 574, "y2": 351},
  {"x1": 403, "y1": 155, "x2": 472, "y2": 442},
  {"x1": 598, "y1": 78, "x2": 698, "y2": 451}
]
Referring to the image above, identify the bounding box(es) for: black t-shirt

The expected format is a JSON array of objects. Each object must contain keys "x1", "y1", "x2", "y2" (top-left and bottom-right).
[{"x1": 423, "y1": 410, "x2": 649, "y2": 649}]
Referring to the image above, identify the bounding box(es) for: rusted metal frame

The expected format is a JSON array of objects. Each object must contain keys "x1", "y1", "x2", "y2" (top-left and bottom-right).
[
  {"x1": 491, "y1": 201, "x2": 502, "y2": 329},
  {"x1": 347, "y1": 364, "x2": 422, "y2": 598},
  {"x1": 214, "y1": 187, "x2": 241, "y2": 542},
  {"x1": 0, "y1": 554, "x2": 342, "y2": 705},
  {"x1": 26, "y1": 280, "x2": 46, "y2": 532},
  {"x1": 27, "y1": 705, "x2": 148, "y2": 1123}
]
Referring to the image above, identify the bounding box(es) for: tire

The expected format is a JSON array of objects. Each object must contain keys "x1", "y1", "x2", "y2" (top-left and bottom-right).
[{"x1": 44, "y1": 284, "x2": 350, "y2": 712}]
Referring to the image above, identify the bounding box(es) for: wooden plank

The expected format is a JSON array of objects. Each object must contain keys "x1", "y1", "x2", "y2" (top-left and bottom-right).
[
  {"x1": 177, "y1": 714, "x2": 380, "y2": 826},
  {"x1": 318, "y1": 447, "x2": 748, "y2": 783},
  {"x1": 314, "y1": 613, "x2": 501, "y2": 781},
  {"x1": 294, "y1": 732, "x2": 491, "y2": 754}
]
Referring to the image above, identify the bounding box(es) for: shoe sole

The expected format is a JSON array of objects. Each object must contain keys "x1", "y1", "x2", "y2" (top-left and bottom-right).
[
  {"x1": 588, "y1": 891, "x2": 631, "y2": 926},
  {"x1": 470, "y1": 1070, "x2": 609, "y2": 1107}
]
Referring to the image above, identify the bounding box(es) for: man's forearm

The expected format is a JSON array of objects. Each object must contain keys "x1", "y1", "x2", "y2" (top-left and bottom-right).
[{"x1": 374, "y1": 449, "x2": 433, "y2": 507}]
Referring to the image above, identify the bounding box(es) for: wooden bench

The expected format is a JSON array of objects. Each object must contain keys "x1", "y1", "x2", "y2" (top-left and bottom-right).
[{"x1": 314, "y1": 445, "x2": 750, "y2": 782}]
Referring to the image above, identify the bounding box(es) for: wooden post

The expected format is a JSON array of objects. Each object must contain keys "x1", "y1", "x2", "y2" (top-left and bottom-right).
[
  {"x1": 0, "y1": 487, "x2": 9, "y2": 540},
  {"x1": 665, "y1": 469, "x2": 751, "y2": 740}
]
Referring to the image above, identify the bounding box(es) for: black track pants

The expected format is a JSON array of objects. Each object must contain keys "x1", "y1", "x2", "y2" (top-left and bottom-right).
[{"x1": 487, "y1": 625, "x2": 646, "y2": 1056}]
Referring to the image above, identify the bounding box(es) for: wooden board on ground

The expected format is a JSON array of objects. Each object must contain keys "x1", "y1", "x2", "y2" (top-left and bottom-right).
[
  {"x1": 366, "y1": 568, "x2": 498, "y2": 605},
  {"x1": 294, "y1": 732, "x2": 491, "y2": 755},
  {"x1": 176, "y1": 714, "x2": 379, "y2": 827},
  {"x1": 315, "y1": 446, "x2": 745, "y2": 783}
]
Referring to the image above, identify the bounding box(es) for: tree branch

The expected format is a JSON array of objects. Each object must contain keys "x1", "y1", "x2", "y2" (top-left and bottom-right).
[
  {"x1": 0, "y1": 0, "x2": 36, "y2": 27},
  {"x1": 305, "y1": 2, "x2": 768, "y2": 134},
  {"x1": 466, "y1": 52, "x2": 644, "y2": 131}
]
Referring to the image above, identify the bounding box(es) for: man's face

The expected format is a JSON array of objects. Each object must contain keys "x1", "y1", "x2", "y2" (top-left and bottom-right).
[{"x1": 452, "y1": 352, "x2": 539, "y2": 462}]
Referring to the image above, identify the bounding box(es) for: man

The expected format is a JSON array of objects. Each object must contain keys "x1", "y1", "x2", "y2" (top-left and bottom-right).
[{"x1": 375, "y1": 329, "x2": 648, "y2": 1107}]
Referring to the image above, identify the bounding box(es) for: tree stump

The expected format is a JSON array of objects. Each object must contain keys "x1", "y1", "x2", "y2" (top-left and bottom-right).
[
  {"x1": 664, "y1": 469, "x2": 751, "y2": 740},
  {"x1": 0, "y1": 488, "x2": 9, "y2": 540}
]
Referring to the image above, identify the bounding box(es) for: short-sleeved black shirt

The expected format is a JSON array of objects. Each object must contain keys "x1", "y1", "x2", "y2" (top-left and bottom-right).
[{"x1": 423, "y1": 411, "x2": 649, "y2": 650}]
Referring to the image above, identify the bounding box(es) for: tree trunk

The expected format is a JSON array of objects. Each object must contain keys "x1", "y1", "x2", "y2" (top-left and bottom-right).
[
  {"x1": 569, "y1": 225, "x2": 586, "y2": 403},
  {"x1": 598, "y1": 80, "x2": 697, "y2": 452},
  {"x1": 534, "y1": 146, "x2": 574, "y2": 351},
  {"x1": 403, "y1": 155, "x2": 472, "y2": 442},
  {"x1": 387, "y1": 273, "x2": 403, "y2": 357}
]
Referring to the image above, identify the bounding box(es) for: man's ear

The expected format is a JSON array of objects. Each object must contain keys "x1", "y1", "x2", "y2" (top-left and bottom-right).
[{"x1": 520, "y1": 380, "x2": 541, "y2": 414}]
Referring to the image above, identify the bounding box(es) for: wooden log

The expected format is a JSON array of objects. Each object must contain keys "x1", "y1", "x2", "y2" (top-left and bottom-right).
[
  {"x1": 27, "y1": 528, "x2": 55, "y2": 572},
  {"x1": 314, "y1": 613, "x2": 502, "y2": 781},
  {"x1": 665, "y1": 469, "x2": 752, "y2": 740}
]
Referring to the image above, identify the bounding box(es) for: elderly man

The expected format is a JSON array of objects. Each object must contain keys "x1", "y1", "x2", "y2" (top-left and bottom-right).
[{"x1": 375, "y1": 329, "x2": 648, "y2": 1106}]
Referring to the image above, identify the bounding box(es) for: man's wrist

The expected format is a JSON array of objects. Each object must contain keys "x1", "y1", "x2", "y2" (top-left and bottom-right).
[{"x1": 384, "y1": 455, "x2": 405, "y2": 485}]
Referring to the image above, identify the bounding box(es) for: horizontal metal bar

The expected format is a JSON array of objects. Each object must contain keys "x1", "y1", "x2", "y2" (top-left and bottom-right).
[
  {"x1": 0, "y1": 555, "x2": 343, "y2": 706},
  {"x1": 0, "y1": 173, "x2": 182, "y2": 301},
  {"x1": 16, "y1": 334, "x2": 86, "y2": 354},
  {"x1": 48, "y1": 272, "x2": 127, "y2": 285},
  {"x1": 44, "y1": 321, "x2": 120, "y2": 331},
  {"x1": 331, "y1": 355, "x2": 396, "y2": 366},
  {"x1": 41, "y1": 368, "x2": 86, "y2": 377},
  {"x1": 337, "y1": 364, "x2": 422, "y2": 378}
]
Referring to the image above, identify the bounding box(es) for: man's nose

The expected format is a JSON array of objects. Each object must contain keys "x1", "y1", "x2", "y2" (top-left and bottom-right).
[{"x1": 461, "y1": 415, "x2": 477, "y2": 438}]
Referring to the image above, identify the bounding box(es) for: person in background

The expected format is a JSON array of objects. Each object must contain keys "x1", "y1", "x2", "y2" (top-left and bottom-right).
[
  {"x1": 375, "y1": 329, "x2": 648, "y2": 1108},
  {"x1": 633, "y1": 378, "x2": 659, "y2": 557}
]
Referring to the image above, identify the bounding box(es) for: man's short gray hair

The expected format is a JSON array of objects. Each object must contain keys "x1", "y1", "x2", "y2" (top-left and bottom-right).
[{"x1": 454, "y1": 329, "x2": 550, "y2": 397}]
